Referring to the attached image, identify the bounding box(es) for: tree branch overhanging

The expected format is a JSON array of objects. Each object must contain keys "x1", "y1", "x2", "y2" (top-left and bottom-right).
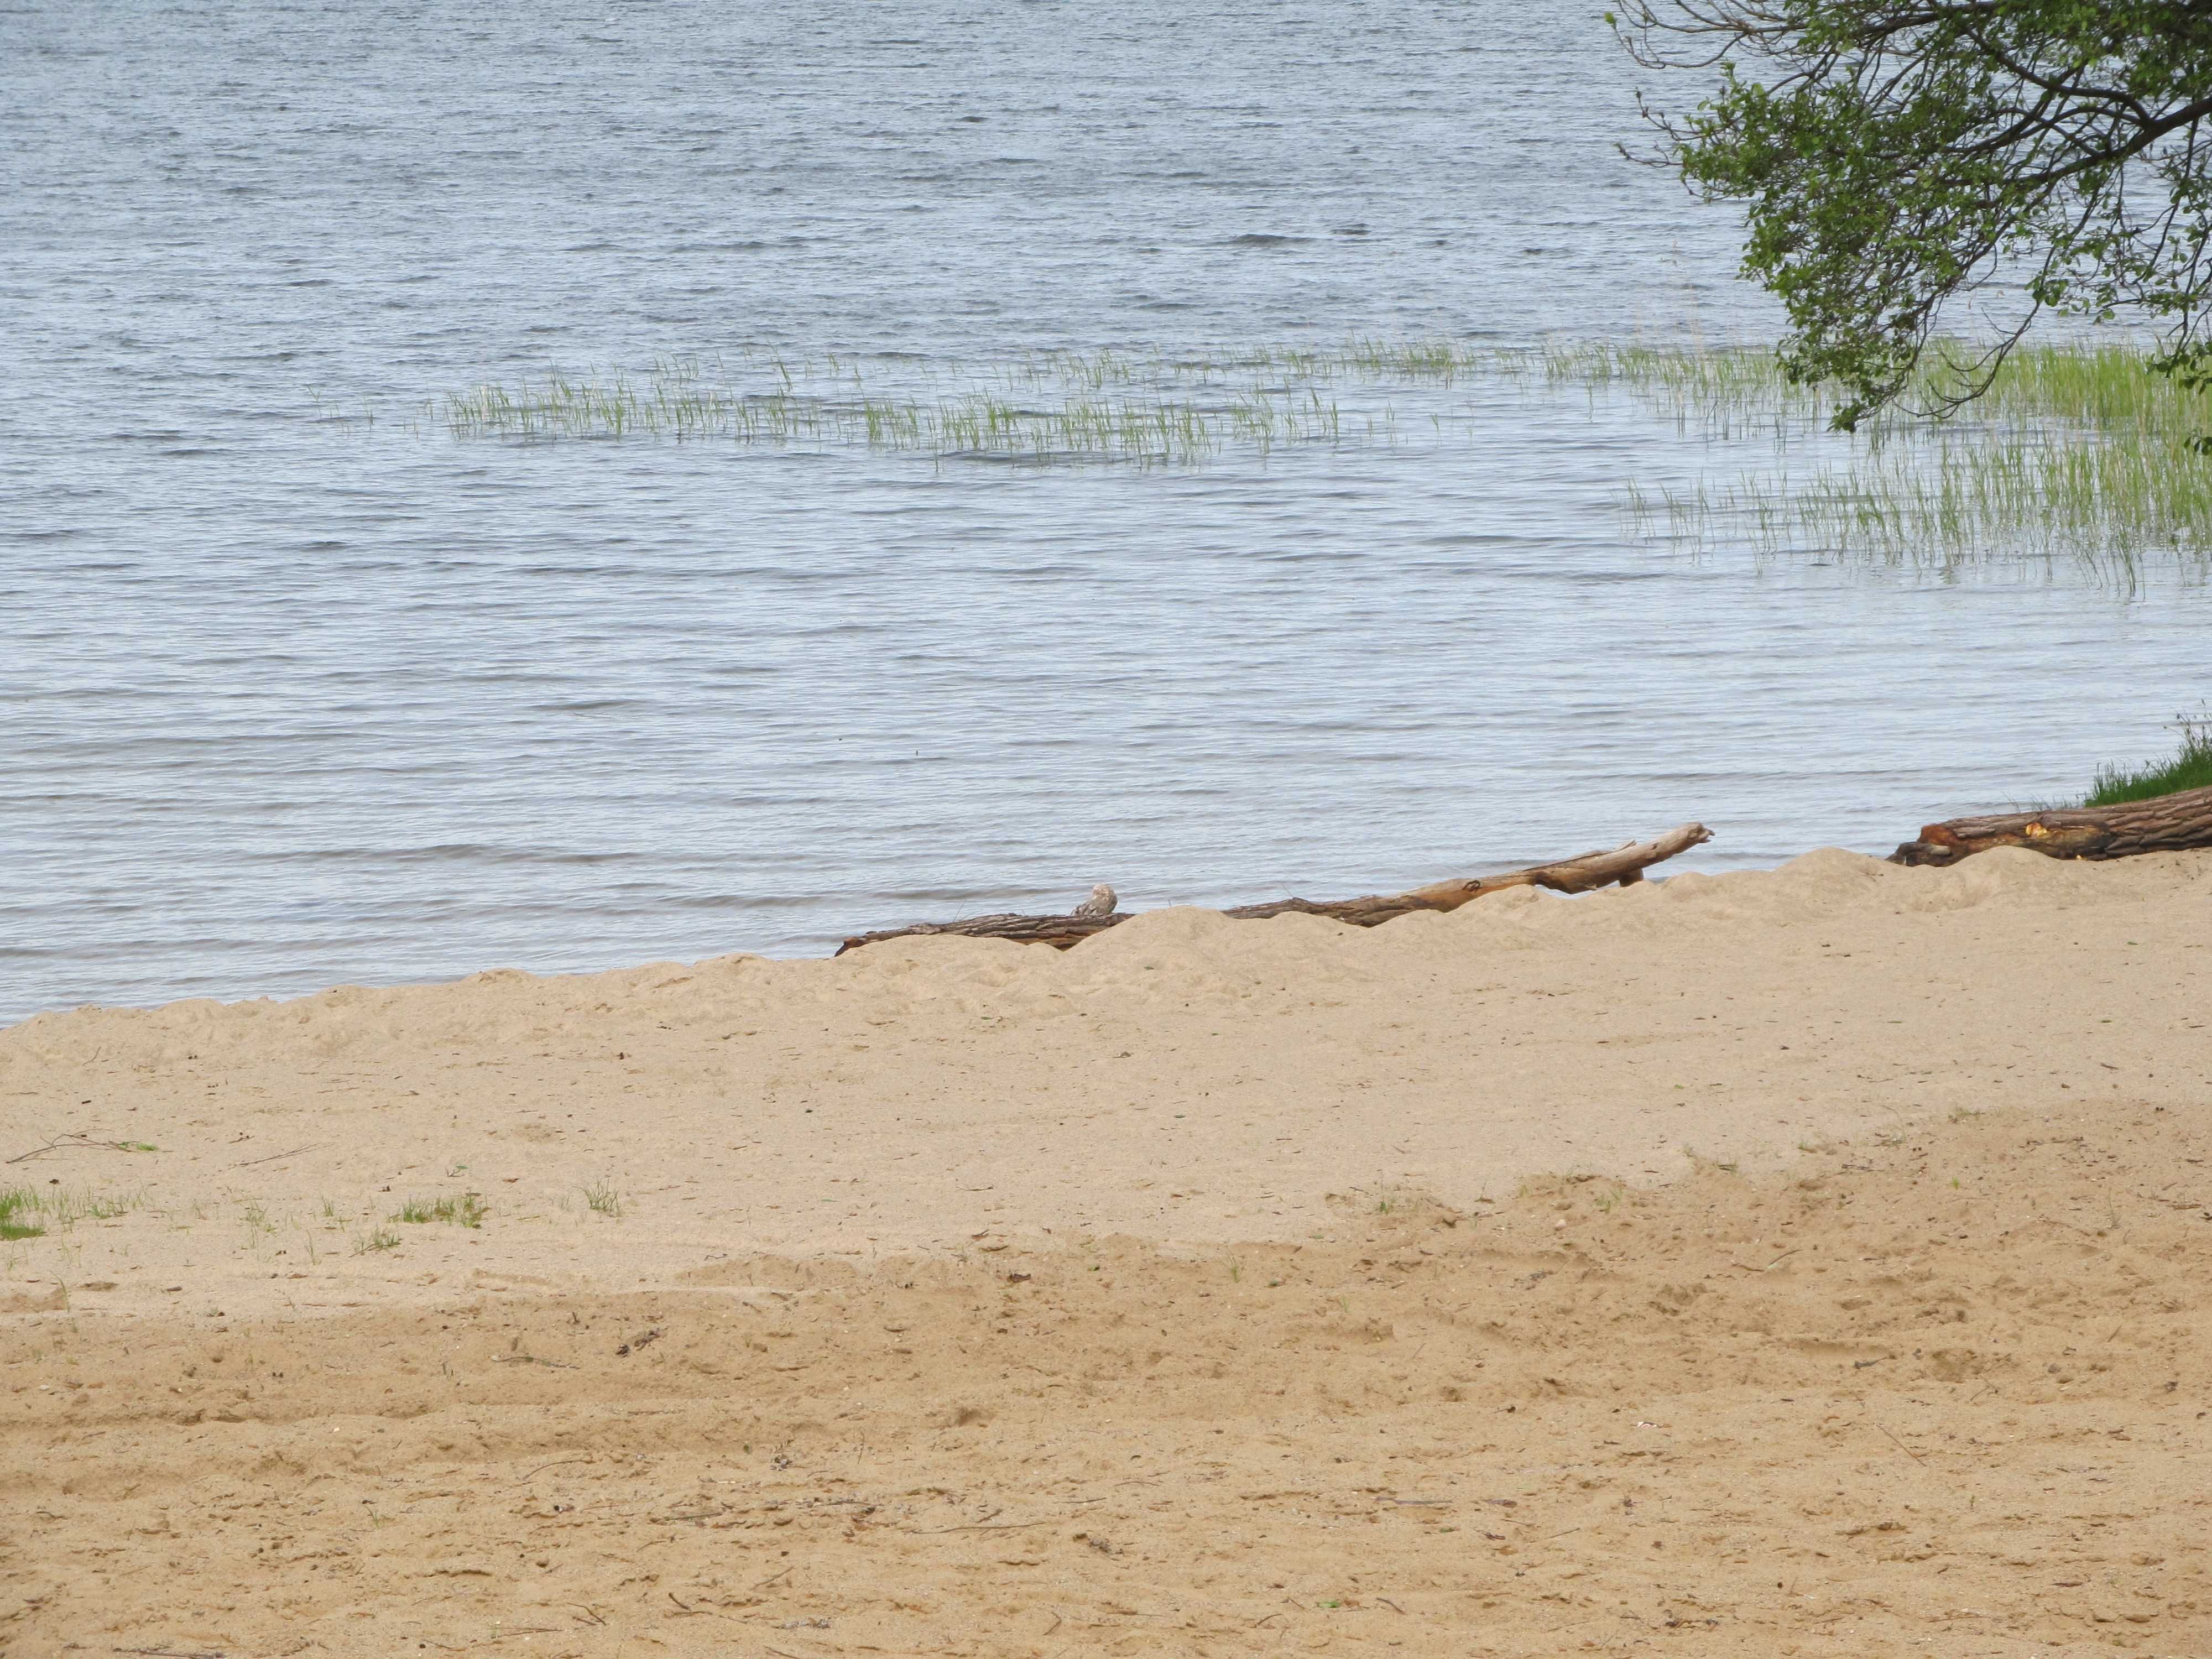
[{"x1": 1614, "y1": 0, "x2": 2212, "y2": 424}]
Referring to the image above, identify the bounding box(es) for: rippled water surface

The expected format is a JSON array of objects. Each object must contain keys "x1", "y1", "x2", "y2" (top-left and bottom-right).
[{"x1": 3, "y1": 0, "x2": 2205, "y2": 1023}]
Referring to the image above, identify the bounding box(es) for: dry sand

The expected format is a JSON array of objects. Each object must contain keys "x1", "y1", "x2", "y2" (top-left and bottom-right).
[{"x1": 3, "y1": 845, "x2": 2210, "y2": 1655}]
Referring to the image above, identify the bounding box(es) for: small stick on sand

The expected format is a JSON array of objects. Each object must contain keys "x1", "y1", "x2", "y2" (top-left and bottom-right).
[{"x1": 7, "y1": 1133, "x2": 156, "y2": 1165}]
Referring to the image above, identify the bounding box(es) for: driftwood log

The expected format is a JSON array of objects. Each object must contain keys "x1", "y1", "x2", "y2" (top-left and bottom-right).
[
  {"x1": 1890, "y1": 783, "x2": 2212, "y2": 867},
  {"x1": 834, "y1": 822, "x2": 1713, "y2": 954}
]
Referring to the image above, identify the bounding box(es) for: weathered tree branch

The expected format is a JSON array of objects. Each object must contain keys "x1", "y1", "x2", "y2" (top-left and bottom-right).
[
  {"x1": 834, "y1": 909, "x2": 1133, "y2": 954},
  {"x1": 1889, "y1": 784, "x2": 2212, "y2": 866},
  {"x1": 834, "y1": 824, "x2": 1713, "y2": 954},
  {"x1": 1218, "y1": 823, "x2": 1715, "y2": 924}
]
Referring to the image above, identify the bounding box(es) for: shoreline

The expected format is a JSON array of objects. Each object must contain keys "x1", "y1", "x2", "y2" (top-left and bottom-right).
[
  {"x1": 6, "y1": 844, "x2": 2211, "y2": 1651},
  {"x1": 5, "y1": 843, "x2": 2207, "y2": 1276}
]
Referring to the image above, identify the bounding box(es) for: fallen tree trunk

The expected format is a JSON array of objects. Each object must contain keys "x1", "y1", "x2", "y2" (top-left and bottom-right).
[
  {"x1": 834, "y1": 822, "x2": 1712, "y2": 954},
  {"x1": 1889, "y1": 783, "x2": 2212, "y2": 867}
]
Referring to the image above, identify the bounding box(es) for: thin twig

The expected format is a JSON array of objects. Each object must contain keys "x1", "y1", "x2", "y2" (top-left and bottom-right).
[
  {"x1": 1729, "y1": 1249, "x2": 1800, "y2": 1272},
  {"x1": 1874, "y1": 1422, "x2": 1927, "y2": 1465},
  {"x1": 10, "y1": 1133, "x2": 153, "y2": 1165},
  {"x1": 228, "y1": 1144, "x2": 321, "y2": 1169},
  {"x1": 509, "y1": 1457, "x2": 592, "y2": 1486}
]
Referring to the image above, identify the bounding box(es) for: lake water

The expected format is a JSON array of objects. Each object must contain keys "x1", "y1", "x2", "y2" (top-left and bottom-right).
[{"x1": 3, "y1": 0, "x2": 2205, "y2": 1025}]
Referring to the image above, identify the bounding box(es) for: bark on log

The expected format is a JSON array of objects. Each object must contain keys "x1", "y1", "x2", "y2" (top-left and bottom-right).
[
  {"x1": 1888, "y1": 784, "x2": 2212, "y2": 867},
  {"x1": 834, "y1": 823, "x2": 1713, "y2": 954}
]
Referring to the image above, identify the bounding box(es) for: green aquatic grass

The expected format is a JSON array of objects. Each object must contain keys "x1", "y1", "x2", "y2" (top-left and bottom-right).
[
  {"x1": 1525, "y1": 337, "x2": 2212, "y2": 432},
  {"x1": 438, "y1": 340, "x2": 1484, "y2": 461},
  {"x1": 1637, "y1": 420, "x2": 2212, "y2": 565},
  {"x1": 441, "y1": 356, "x2": 1364, "y2": 465},
  {"x1": 1584, "y1": 340, "x2": 2212, "y2": 564},
  {"x1": 2085, "y1": 714, "x2": 2212, "y2": 806},
  {"x1": 432, "y1": 336, "x2": 2212, "y2": 561}
]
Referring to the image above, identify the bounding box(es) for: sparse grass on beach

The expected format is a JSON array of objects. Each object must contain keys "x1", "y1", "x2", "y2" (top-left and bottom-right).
[
  {"x1": 0, "y1": 1190, "x2": 45, "y2": 1241},
  {"x1": 0, "y1": 1186, "x2": 143, "y2": 1240},
  {"x1": 583, "y1": 1181, "x2": 623, "y2": 1219},
  {"x1": 392, "y1": 1192, "x2": 487, "y2": 1228}
]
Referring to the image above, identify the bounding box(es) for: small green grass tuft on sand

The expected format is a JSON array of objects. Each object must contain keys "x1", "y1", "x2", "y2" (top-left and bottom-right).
[
  {"x1": 390, "y1": 1193, "x2": 487, "y2": 1228},
  {"x1": 0, "y1": 1185, "x2": 144, "y2": 1239},
  {"x1": 0, "y1": 1189, "x2": 45, "y2": 1241}
]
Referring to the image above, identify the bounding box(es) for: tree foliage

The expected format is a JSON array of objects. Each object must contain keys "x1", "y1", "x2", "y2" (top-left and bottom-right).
[{"x1": 1614, "y1": 1, "x2": 2212, "y2": 427}]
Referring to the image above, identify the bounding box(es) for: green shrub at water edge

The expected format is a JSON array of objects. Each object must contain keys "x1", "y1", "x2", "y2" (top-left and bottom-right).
[{"x1": 2085, "y1": 716, "x2": 2212, "y2": 806}]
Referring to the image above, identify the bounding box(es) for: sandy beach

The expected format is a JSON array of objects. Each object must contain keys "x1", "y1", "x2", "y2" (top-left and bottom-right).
[{"x1": 6, "y1": 844, "x2": 2211, "y2": 1655}]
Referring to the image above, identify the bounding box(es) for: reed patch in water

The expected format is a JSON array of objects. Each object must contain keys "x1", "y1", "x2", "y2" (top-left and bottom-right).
[
  {"x1": 440, "y1": 353, "x2": 1373, "y2": 463},
  {"x1": 1566, "y1": 341, "x2": 2212, "y2": 563},
  {"x1": 435, "y1": 337, "x2": 2212, "y2": 560}
]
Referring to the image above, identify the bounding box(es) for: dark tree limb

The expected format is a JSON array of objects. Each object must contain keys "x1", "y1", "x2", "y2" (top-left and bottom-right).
[
  {"x1": 1889, "y1": 784, "x2": 2212, "y2": 867},
  {"x1": 834, "y1": 823, "x2": 1713, "y2": 954}
]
